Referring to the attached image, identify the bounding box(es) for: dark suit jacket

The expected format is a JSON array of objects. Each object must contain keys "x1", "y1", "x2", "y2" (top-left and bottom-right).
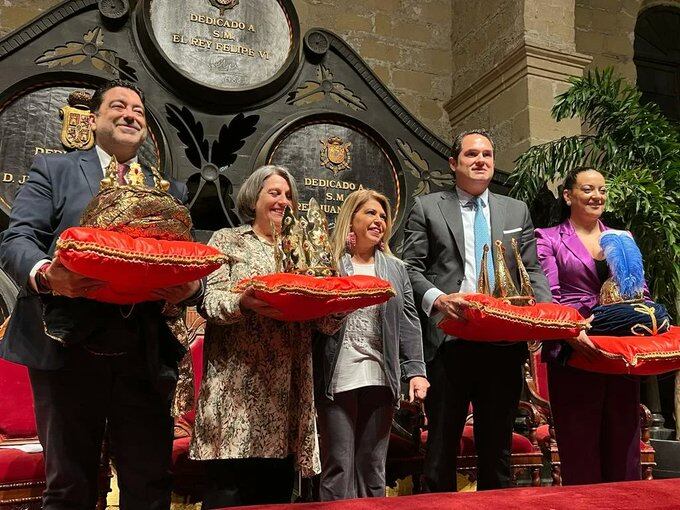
[
  {"x1": 402, "y1": 189, "x2": 551, "y2": 362},
  {"x1": 0, "y1": 148, "x2": 189, "y2": 373}
]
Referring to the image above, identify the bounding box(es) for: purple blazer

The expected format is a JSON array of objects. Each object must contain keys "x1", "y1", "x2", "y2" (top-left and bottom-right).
[
  {"x1": 536, "y1": 220, "x2": 651, "y2": 362},
  {"x1": 535, "y1": 219, "x2": 608, "y2": 362},
  {"x1": 535, "y1": 220, "x2": 609, "y2": 316}
]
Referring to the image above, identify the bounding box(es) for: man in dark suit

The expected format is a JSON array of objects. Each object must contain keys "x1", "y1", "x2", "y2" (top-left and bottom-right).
[
  {"x1": 402, "y1": 129, "x2": 550, "y2": 491},
  {"x1": 0, "y1": 80, "x2": 201, "y2": 509}
]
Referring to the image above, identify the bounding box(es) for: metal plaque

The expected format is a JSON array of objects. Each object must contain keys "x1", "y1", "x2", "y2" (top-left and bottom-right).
[
  {"x1": 148, "y1": 0, "x2": 293, "y2": 90},
  {"x1": 0, "y1": 86, "x2": 160, "y2": 216},
  {"x1": 267, "y1": 121, "x2": 401, "y2": 229}
]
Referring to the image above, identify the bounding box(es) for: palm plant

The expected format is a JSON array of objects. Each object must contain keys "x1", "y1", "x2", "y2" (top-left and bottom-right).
[{"x1": 509, "y1": 67, "x2": 680, "y2": 317}]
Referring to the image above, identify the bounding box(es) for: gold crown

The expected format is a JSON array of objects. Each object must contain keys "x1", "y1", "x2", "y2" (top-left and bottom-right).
[
  {"x1": 599, "y1": 278, "x2": 644, "y2": 306},
  {"x1": 80, "y1": 155, "x2": 191, "y2": 241},
  {"x1": 273, "y1": 198, "x2": 338, "y2": 277},
  {"x1": 100, "y1": 155, "x2": 170, "y2": 192},
  {"x1": 477, "y1": 238, "x2": 535, "y2": 306}
]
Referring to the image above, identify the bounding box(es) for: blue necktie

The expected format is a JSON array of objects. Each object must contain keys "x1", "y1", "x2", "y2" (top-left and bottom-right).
[{"x1": 473, "y1": 196, "x2": 494, "y2": 292}]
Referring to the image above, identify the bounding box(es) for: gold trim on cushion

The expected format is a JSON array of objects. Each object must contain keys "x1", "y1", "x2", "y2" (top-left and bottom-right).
[
  {"x1": 630, "y1": 350, "x2": 680, "y2": 367},
  {"x1": 56, "y1": 239, "x2": 227, "y2": 266},
  {"x1": 466, "y1": 300, "x2": 588, "y2": 330},
  {"x1": 233, "y1": 278, "x2": 395, "y2": 299},
  {"x1": 588, "y1": 349, "x2": 680, "y2": 369}
]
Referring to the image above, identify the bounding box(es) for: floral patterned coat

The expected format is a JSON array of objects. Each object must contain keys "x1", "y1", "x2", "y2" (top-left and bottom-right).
[{"x1": 189, "y1": 224, "x2": 341, "y2": 476}]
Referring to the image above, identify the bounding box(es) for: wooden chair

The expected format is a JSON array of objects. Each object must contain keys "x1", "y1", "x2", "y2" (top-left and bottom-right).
[
  {"x1": 386, "y1": 398, "x2": 545, "y2": 491},
  {"x1": 0, "y1": 357, "x2": 112, "y2": 509},
  {"x1": 169, "y1": 308, "x2": 208, "y2": 502},
  {"x1": 524, "y1": 342, "x2": 656, "y2": 485},
  {"x1": 0, "y1": 356, "x2": 44, "y2": 508}
]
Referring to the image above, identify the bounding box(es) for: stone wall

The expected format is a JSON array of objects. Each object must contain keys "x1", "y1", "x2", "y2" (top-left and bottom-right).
[
  {"x1": 0, "y1": 0, "x2": 59, "y2": 37},
  {"x1": 574, "y1": 0, "x2": 640, "y2": 82},
  {"x1": 450, "y1": 0, "x2": 524, "y2": 101},
  {"x1": 0, "y1": 0, "x2": 454, "y2": 142},
  {"x1": 294, "y1": 0, "x2": 453, "y2": 140},
  {"x1": 445, "y1": 0, "x2": 589, "y2": 172},
  {"x1": 574, "y1": 0, "x2": 680, "y2": 82}
]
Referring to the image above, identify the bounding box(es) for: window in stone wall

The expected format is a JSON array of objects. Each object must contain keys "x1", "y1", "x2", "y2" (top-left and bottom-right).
[{"x1": 634, "y1": 6, "x2": 680, "y2": 122}]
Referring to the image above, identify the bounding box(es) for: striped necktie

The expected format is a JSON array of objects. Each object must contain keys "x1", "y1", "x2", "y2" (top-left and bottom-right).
[{"x1": 473, "y1": 196, "x2": 494, "y2": 292}]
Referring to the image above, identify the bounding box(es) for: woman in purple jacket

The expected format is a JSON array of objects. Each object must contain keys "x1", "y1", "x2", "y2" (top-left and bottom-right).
[{"x1": 535, "y1": 167, "x2": 641, "y2": 485}]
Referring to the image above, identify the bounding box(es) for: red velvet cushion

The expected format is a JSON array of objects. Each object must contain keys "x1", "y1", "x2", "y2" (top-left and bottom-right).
[
  {"x1": 233, "y1": 273, "x2": 395, "y2": 322},
  {"x1": 641, "y1": 440, "x2": 654, "y2": 452},
  {"x1": 56, "y1": 227, "x2": 225, "y2": 304},
  {"x1": 569, "y1": 326, "x2": 680, "y2": 375},
  {"x1": 460, "y1": 425, "x2": 475, "y2": 455},
  {"x1": 172, "y1": 435, "x2": 191, "y2": 466},
  {"x1": 0, "y1": 357, "x2": 37, "y2": 439},
  {"x1": 531, "y1": 350, "x2": 550, "y2": 402},
  {"x1": 0, "y1": 448, "x2": 44, "y2": 482},
  {"x1": 456, "y1": 426, "x2": 534, "y2": 455},
  {"x1": 536, "y1": 424, "x2": 551, "y2": 449},
  {"x1": 511, "y1": 432, "x2": 536, "y2": 454},
  {"x1": 439, "y1": 294, "x2": 587, "y2": 342}
]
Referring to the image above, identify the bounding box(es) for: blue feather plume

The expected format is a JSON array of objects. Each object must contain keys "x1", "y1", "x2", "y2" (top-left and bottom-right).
[{"x1": 599, "y1": 230, "x2": 645, "y2": 299}]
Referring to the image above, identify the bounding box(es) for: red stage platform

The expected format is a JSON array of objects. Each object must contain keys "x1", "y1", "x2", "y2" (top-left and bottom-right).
[{"x1": 231, "y1": 479, "x2": 680, "y2": 510}]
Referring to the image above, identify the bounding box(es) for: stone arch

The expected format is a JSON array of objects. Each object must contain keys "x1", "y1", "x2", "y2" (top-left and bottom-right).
[
  {"x1": 574, "y1": 0, "x2": 641, "y2": 82},
  {"x1": 634, "y1": 2, "x2": 680, "y2": 120}
]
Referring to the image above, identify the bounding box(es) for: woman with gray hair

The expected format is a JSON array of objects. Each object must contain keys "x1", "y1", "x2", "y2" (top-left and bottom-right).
[{"x1": 190, "y1": 165, "x2": 343, "y2": 508}]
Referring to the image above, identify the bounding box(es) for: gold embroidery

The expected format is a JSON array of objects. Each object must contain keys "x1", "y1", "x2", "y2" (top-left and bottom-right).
[
  {"x1": 466, "y1": 300, "x2": 588, "y2": 330},
  {"x1": 56, "y1": 238, "x2": 227, "y2": 266}
]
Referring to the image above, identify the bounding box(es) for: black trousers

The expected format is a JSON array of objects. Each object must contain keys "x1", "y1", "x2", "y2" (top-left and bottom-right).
[
  {"x1": 422, "y1": 340, "x2": 527, "y2": 492},
  {"x1": 201, "y1": 456, "x2": 296, "y2": 508},
  {"x1": 29, "y1": 346, "x2": 174, "y2": 510}
]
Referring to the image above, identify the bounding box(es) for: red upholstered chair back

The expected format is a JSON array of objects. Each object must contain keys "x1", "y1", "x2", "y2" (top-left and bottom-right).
[
  {"x1": 532, "y1": 349, "x2": 550, "y2": 403},
  {"x1": 182, "y1": 335, "x2": 204, "y2": 426},
  {"x1": 524, "y1": 344, "x2": 551, "y2": 411},
  {"x1": 191, "y1": 335, "x2": 204, "y2": 401},
  {"x1": 0, "y1": 357, "x2": 37, "y2": 439}
]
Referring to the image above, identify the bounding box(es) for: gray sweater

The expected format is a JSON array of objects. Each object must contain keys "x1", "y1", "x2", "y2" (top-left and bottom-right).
[{"x1": 313, "y1": 250, "x2": 427, "y2": 407}]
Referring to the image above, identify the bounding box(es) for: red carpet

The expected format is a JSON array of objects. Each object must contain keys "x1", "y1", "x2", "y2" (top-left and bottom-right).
[{"x1": 230, "y1": 479, "x2": 680, "y2": 509}]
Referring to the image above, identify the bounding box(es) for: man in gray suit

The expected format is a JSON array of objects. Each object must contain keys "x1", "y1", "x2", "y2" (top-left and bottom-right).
[{"x1": 402, "y1": 129, "x2": 550, "y2": 491}]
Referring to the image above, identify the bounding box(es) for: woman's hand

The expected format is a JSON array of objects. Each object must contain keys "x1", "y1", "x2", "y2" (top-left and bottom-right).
[
  {"x1": 566, "y1": 329, "x2": 601, "y2": 361},
  {"x1": 409, "y1": 376, "x2": 430, "y2": 403},
  {"x1": 239, "y1": 287, "x2": 284, "y2": 320}
]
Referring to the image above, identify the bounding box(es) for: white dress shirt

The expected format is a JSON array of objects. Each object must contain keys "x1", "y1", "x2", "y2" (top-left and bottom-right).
[{"x1": 421, "y1": 186, "x2": 491, "y2": 317}]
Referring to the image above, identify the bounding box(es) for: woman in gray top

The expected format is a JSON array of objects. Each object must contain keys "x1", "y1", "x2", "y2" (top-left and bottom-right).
[{"x1": 314, "y1": 189, "x2": 429, "y2": 500}]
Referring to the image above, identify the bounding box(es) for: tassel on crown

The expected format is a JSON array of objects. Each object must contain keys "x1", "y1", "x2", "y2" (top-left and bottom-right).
[
  {"x1": 273, "y1": 198, "x2": 338, "y2": 277},
  {"x1": 477, "y1": 238, "x2": 536, "y2": 306}
]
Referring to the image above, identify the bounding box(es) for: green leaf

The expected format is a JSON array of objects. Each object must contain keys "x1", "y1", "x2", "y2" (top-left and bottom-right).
[{"x1": 511, "y1": 67, "x2": 680, "y2": 318}]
